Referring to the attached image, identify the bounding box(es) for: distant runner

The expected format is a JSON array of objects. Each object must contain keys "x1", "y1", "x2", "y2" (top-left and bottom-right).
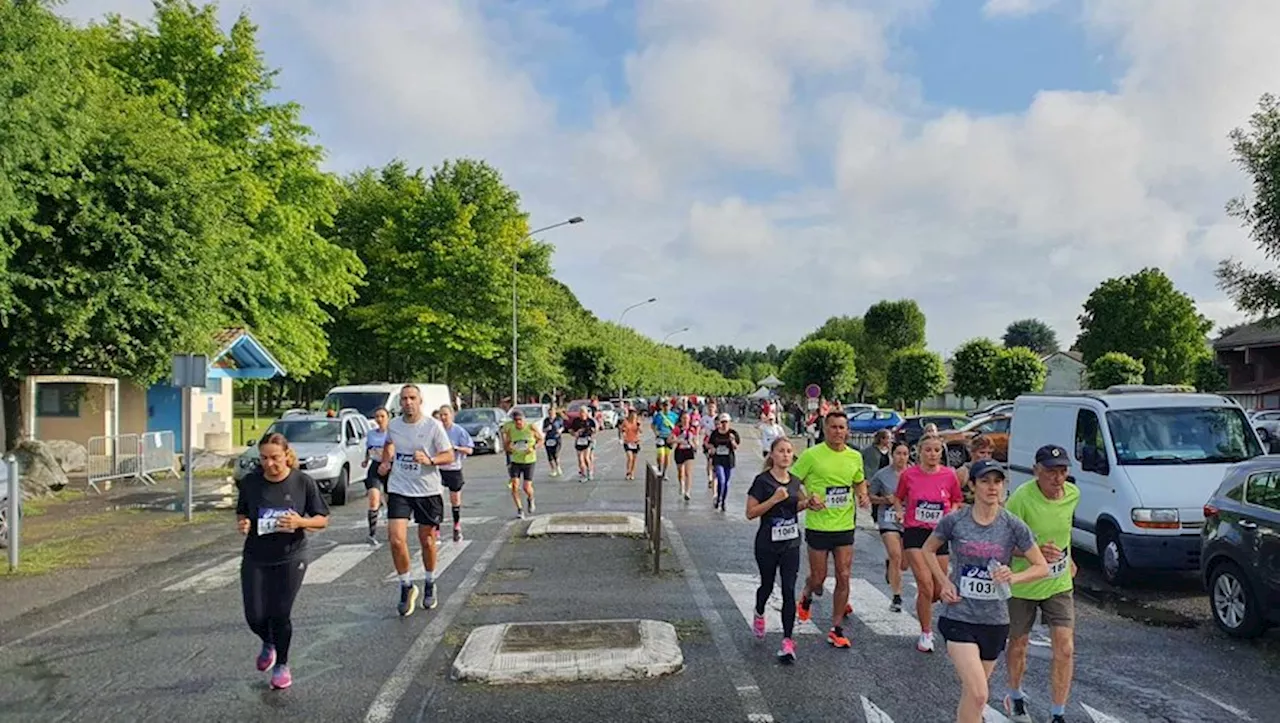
[
  {"x1": 363, "y1": 407, "x2": 390, "y2": 547},
  {"x1": 671, "y1": 411, "x2": 699, "y2": 501},
  {"x1": 505, "y1": 409, "x2": 542, "y2": 519},
  {"x1": 955, "y1": 435, "x2": 995, "y2": 505},
  {"x1": 707, "y1": 413, "x2": 741, "y2": 511},
  {"x1": 569, "y1": 406, "x2": 597, "y2": 482},
  {"x1": 701, "y1": 401, "x2": 720, "y2": 488},
  {"x1": 869, "y1": 441, "x2": 910, "y2": 613},
  {"x1": 437, "y1": 405, "x2": 474, "y2": 542},
  {"x1": 758, "y1": 412, "x2": 787, "y2": 460},
  {"x1": 651, "y1": 400, "x2": 678, "y2": 478},
  {"x1": 542, "y1": 408, "x2": 565, "y2": 478},
  {"x1": 746, "y1": 437, "x2": 810, "y2": 664},
  {"x1": 619, "y1": 409, "x2": 643, "y2": 480}
]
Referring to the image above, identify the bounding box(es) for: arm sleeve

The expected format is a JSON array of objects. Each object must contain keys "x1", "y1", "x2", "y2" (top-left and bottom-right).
[
  {"x1": 1004, "y1": 486, "x2": 1025, "y2": 519},
  {"x1": 236, "y1": 481, "x2": 249, "y2": 516},
  {"x1": 431, "y1": 422, "x2": 452, "y2": 455},
  {"x1": 894, "y1": 468, "x2": 911, "y2": 502},
  {"x1": 747, "y1": 476, "x2": 771, "y2": 504},
  {"x1": 458, "y1": 428, "x2": 474, "y2": 448},
  {"x1": 303, "y1": 475, "x2": 330, "y2": 518},
  {"x1": 790, "y1": 448, "x2": 812, "y2": 480},
  {"x1": 1013, "y1": 516, "x2": 1036, "y2": 553},
  {"x1": 852, "y1": 452, "x2": 865, "y2": 484}
]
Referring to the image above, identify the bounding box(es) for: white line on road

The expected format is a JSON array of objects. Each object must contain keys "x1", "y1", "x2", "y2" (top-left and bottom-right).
[
  {"x1": 717, "y1": 573, "x2": 821, "y2": 635},
  {"x1": 1081, "y1": 703, "x2": 1127, "y2": 723},
  {"x1": 163, "y1": 556, "x2": 240, "y2": 593},
  {"x1": 983, "y1": 705, "x2": 1014, "y2": 722},
  {"x1": 382, "y1": 540, "x2": 471, "y2": 582},
  {"x1": 862, "y1": 696, "x2": 896, "y2": 722},
  {"x1": 843, "y1": 579, "x2": 919, "y2": 637},
  {"x1": 348, "y1": 515, "x2": 496, "y2": 530},
  {"x1": 304, "y1": 544, "x2": 377, "y2": 585},
  {"x1": 363, "y1": 520, "x2": 514, "y2": 723},
  {"x1": 1173, "y1": 681, "x2": 1255, "y2": 721}
]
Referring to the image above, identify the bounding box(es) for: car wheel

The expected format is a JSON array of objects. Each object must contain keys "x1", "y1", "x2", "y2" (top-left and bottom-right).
[
  {"x1": 1097, "y1": 524, "x2": 1130, "y2": 586},
  {"x1": 1209, "y1": 561, "x2": 1267, "y2": 638},
  {"x1": 945, "y1": 444, "x2": 968, "y2": 468},
  {"x1": 331, "y1": 467, "x2": 348, "y2": 506}
]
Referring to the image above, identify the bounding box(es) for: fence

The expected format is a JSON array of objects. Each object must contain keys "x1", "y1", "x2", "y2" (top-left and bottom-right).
[
  {"x1": 86, "y1": 431, "x2": 178, "y2": 494},
  {"x1": 3, "y1": 454, "x2": 19, "y2": 570},
  {"x1": 643, "y1": 462, "x2": 663, "y2": 574}
]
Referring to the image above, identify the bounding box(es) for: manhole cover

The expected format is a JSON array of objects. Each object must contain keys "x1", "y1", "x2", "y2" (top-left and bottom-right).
[
  {"x1": 500, "y1": 621, "x2": 642, "y2": 653},
  {"x1": 469, "y1": 593, "x2": 527, "y2": 607},
  {"x1": 492, "y1": 568, "x2": 533, "y2": 580},
  {"x1": 550, "y1": 514, "x2": 628, "y2": 526}
]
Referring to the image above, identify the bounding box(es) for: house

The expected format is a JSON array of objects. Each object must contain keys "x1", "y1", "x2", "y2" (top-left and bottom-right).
[
  {"x1": 20, "y1": 328, "x2": 285, "y2": 454},
  {"x1": 1214, "y1": 320, "x2": 1280, "y2": 409},
  {"x1": 1041, "y1": 350, "x2": 1087, "y2": 392}
]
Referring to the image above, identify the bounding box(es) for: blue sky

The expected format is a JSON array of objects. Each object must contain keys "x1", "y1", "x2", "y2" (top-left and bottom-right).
[{"x1": 60, "y1": 0, "x2": 1280, "y2": 355}]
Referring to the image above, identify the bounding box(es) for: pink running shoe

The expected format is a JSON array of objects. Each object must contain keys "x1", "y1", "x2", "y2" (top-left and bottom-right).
[
  {"x1": 270, "y1": 664, "x2": 292, "y2": 690},
  {"x1": 777, "y1": 637, "x2": 796, "y2": 664},
  {"x1": 255, "y1": 644, "x2": 276, "y2": 672},
  {"x1": 752, "y1": 613, "x2": 766, "y2": 639}
]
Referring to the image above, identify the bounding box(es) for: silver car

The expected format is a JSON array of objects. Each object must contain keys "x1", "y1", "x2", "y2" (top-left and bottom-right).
[
  {"x1": 234, "y1": 410, "x2": 369, "y2": 505},
  {"x1": 512, "y1": 404, "x2": 550, "y2": 432},
  {"x1": 456, "y1": 407, "x2": 506, "y2": 454}
]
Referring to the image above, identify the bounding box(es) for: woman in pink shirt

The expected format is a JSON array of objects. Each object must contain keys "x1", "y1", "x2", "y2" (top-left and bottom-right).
[{"x1": 894, "y1": 435, "x2": 964, "y2": 654}]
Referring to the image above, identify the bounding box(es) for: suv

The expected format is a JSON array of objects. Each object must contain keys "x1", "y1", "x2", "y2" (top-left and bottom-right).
[
  {"x1": 1201, "y1": 458, "x2": 1280, "y2": 638},
  {"x1": 940, "y1": 413, "x2": 1012, "y2": 467},
  {"x1": 894, "y1": 415, "x2": 961, "y2": 448},
  {"x1": 234, "y1": 409, "x2": 370, "y2": 505}
]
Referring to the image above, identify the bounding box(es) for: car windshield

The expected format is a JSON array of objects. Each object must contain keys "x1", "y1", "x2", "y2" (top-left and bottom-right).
[
  {"x1": 1107, "y1": 407, "x2": 1263, "y2": 465},
  {"x1": 265, "y1": 420, "x2": 341, "y2": 445},
  {"x1": 515, "y1": 405, "x2": 544, "y2": 418},
  {"x1": 599, "y1": 403, "x2": 614, "y2": 411},
  {"x1": 456, "y1": 409, "x2": 500, "y2": 425},
  {"x1": 320, "y1": 392, "x2": 387, "y2": 417}
]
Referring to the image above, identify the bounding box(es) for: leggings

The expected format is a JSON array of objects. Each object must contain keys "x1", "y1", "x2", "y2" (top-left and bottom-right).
[
  {"x1": 241, "y1": 558, "x2": 308, "y2": 665},
  {"x1": 754, "y1": 545, "x2": 801, "y2": 638},
  {"x1": 713, "y1": 464, "x2": 733, "y2": 504}
]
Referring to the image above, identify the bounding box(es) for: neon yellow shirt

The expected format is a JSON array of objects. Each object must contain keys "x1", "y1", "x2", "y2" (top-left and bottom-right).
[
  {"x1": 1006, "y1": 480, "x2": 1080, "y2": 600},
  {"x1": 507, "y1": 423, "x2": 537, "y2": 464},
  {"x1": 791, "y1": 443, "x2": 864, "y2": 532}
]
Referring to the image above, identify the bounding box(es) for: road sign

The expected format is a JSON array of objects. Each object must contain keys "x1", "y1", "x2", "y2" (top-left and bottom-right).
[
  {"x1": 807, "y1": 398, "x2": 819, "y2": 411},
  {"x1": 805, "y1": 384, "x2": 821, "y2": 399}
]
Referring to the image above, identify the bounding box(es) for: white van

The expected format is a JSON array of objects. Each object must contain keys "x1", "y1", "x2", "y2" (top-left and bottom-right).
[
  {"x1": 320, "y1": 383, "x2": 454, "y2": 426},
  {"x1": 1007, "y1": 385, "x2": 1266, "y2": 586}
]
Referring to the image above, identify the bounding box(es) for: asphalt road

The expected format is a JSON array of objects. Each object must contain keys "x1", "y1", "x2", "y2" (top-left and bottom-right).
[{"x1": 0, "y1": 423, "x2": 1277, "y2": 722}]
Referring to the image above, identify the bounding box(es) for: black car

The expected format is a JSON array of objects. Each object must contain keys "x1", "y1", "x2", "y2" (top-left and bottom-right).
[
  {"x1": 893, "y1": 415, "x2": 960, "y2": 448},
  {"x1": 1201, "y1": 457, "x2": 1280, "y2": 638}
]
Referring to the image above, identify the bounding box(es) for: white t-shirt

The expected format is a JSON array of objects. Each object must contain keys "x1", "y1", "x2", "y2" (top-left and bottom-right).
[
  {"x1": 386, "y1": 415, "x2": 452, "y2": 497},
  {"x1": 759, "y1": 423, "x2": 786, "y2": 453}
]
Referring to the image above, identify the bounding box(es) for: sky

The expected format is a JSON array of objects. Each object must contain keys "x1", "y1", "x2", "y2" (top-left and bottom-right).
[{"x1": 57, "y1": 0, "x2": 1280, "y2": 358}]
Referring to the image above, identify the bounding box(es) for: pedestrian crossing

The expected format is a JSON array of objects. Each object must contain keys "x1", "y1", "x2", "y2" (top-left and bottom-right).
[{"x1": 345, "y1": 515, "x2": 497, "y2": 530}]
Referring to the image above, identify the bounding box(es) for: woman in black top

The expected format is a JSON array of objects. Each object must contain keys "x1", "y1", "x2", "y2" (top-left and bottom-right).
[
  {"x1": 707, "y1": 413, "x2": 741, "y2": 512},
  {"x1": 236, "y1": 432, "x2": 329, "y2": 690},
  {"x1": 746, "y1": 437, "x2": 814, "y2": 664}
]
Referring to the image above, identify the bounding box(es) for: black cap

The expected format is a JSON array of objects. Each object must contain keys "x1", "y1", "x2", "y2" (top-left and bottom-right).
[
  {"x1": 1035, "y1": 444, "x2": 1070, "y2": 468},
  {"x1": 970, "y1": 459, "x2": 1007, "y2": 481}
]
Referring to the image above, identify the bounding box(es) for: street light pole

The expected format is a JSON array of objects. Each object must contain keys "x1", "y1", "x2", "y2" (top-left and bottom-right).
[
  {"x1": 617, "y1": 297, "x2": 658, "y2": 404},
  {"x1": 513, "y1": 217, "x2": 583, "y2": 406},
  {"x1": 661, "y1": 327, "x2": 690, "y2": 398}
]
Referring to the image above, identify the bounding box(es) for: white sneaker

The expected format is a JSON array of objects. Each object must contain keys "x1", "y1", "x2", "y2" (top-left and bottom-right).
[{"x1": 916, "y1": 632, "x2": 935, "y2": 653}]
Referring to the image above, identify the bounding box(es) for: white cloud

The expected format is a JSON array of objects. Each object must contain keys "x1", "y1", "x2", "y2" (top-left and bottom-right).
[{"x1": 982, "y1": 0, "x2": 1060, "y2": 18}]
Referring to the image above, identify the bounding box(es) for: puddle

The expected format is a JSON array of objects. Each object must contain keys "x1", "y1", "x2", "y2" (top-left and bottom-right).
[
  {"x1": 104, "y1": 496, "x2": 234, "y2": 513},
  {"x1": 468, "y1": 592, "x2": 528, "y2": 607},
  {"x1": 491, "y1": 567, "x2": 533, "y2": 580},
  {"x1": 1077, "y1": 586, "x2": 1200, "y2": 628}
]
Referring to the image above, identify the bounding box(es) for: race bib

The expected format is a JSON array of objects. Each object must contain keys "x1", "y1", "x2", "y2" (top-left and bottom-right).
[
  {"x1": 545, "y1": 438, "x2": 557, "y2": 447},
  {"x1": 655, "y1": 437, "x2": 668, "y2": 447},
  {"x1": 715, "y1": 445, "x2": 731, "y2": 456},
  {"x1": 256, "y1": 507, "x2": 291, "y2": 536},
  {"x1": 914, "y1": 500, "x2": 944, "y2": 525},
  {"x1": 575, "y1": 437, "x2": 591, "y2": 449},
  {"x1": 880, "y1": 506, "x2": 899, "y2": 526},
  {"x1": 770, "y1": 517, "x2": 799, "y2": 542},
  {"x1": 958, "y1": 565, "x2": 1000, "y2": 600},
  {"x1": 625, "y1": 442, "x2": 640, "y2": 452},
  {"x1": 514, "y1": 440, "x2": 529, "y2": 451},
  {"x1": 1048, "y1": 548, "x2": 1070, "y2": 578},
  {"x1": 825, "y1": 486, "x2": 851, "y2": 508},
  {"x1": 395, "y1": 452, "x2": 420, "y2": 473}
]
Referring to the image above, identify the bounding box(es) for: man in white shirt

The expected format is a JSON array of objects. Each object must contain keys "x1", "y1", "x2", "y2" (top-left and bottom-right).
[
  {"x1": 379, "y1": 384, "x2": 454, "y2": 617},
  {"x1": 758, "y1": 412, "x2": 787, "y2": 458}
]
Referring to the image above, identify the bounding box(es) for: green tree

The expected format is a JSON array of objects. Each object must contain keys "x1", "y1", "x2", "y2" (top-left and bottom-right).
[
  {"x1": 951, "y1": 338, "x2": 1002, "y2": 405},
  {"x1": 1075, "y1": 268, "x2": 1213, "y2": 385},
  {"x1": 779, "y1": 340, "x2": 858, "y2": 400},
  {"x1": 1087, "y1": 352, "x2": 1146, "y2": 389},
  {"x1": 562, "y1": 343, "x2": 616, "y2": 396},
  {"x1": 802, "y1": 315, "x2": 882, "y2": 401},
  {"x1": 993, "y1": 347, "x2": 1047, "y2": 399},
  {"x1": 862, "y1": 300, "x2": 927, "y2": 402},
  {"x1": 1218, "y1": 94, "x2": 1280, "y2": 317},
  {"x1": 1003, "y1": 319, "x2": 1059, "y2": 355},
  {"x1": 887, "y1": 349, "x2": 946, "y2": 411},
  {"x1": 1193, "y1": 355, "x2": 1229, "y2": 392}
]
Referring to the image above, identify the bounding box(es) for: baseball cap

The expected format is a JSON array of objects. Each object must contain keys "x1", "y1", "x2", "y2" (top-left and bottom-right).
[
  {"x1": 969, "y1": 458, "x2": 1007, "y2": 481},
  {"x1": 717, "y1": 413, "x2": 731, "y2": 422},
  {"x1": 1035, "y1": 444, "x2": 1070, "y2": 468},
  {"x1": 511, "y1": 409, "x2": 524, "y2": 419}
]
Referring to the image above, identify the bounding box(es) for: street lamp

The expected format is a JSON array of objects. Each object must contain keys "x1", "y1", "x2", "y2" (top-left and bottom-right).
[
  {"x1": 660, "y1": 327, "x2": 690, "y2": 397},
  {"x1": 617, "y1": 297, "x2": 658, "y2": 404},
  {"x1": 513, "y1": 217, "x2": 584, "y2": 405}
]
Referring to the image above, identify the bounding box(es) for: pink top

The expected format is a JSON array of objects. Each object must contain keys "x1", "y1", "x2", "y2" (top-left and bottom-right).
[{"x1": 895, "y1": 464, "x2": 964, "y2": 529}]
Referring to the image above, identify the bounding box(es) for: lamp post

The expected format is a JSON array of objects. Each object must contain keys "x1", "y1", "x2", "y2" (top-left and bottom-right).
[
  {"x1": 617, "y1": 297, "x2": 658, "y2": 405},
  {"x1": 513, "y1": 217, "x2": 583, "y2": 406},
  {"x1": 661, "y1": 327, "x2": 690, "y2": 398}
]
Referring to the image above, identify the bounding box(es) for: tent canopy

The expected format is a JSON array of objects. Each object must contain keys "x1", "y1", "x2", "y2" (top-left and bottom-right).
[
  {"x1": 757, "y1": 374, "x2": 783, "y2": 388},
  {"x1": 748, "y1": 386, "x2": 773, "y2": 400}
]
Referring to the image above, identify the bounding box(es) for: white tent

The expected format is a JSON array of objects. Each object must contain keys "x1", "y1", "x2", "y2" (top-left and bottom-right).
[
  {"x1": 748, "y1": 386, "x2": 773, "y2": 400},
  {"x1": 758, "y1": 374, "x2": 783, "y2": 388}
]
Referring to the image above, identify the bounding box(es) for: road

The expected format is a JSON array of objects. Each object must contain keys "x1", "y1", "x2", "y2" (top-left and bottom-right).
[{"x1": 0, "y1": 425, "x2": 1277, "y2": 722}]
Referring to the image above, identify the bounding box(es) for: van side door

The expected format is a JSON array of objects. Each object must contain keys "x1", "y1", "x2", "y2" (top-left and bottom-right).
[{"x1": 1072, "y1": 408, "x2": 1112, "y2": 554}]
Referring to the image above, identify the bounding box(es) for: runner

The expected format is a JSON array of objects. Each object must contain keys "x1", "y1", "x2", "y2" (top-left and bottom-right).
[
  {"x1": 869, "y1": 441, "x2": 909, "y2": 612},
  {"x1": 504, "y1": 409, "x2": 543, "y2": 519},
  {"x1": 236, "y1": 432, "x2": 329, "y2": 690},
  {"x1": 651, "y1": 400, "x2": 677, "y2": 479},
  {"x1": 569, "y1": 406, "x2": 597, "y2": 482},
  {"x1": 363, "y1": 407, "x2": 390, "y2": 547},
  {"x1": 924, "y1": 459, "x2": 1049, "y2": 723},
  {"x1": 437, "y1": 405, "x2": 474, "y2": 542},
  {"x1": 747, "y1": 437, "x2": 813, "y2": 664},
  {"x1": 758, "y1": 412, "x2": 787, "y2": 460},
  {"x1": 701, "y1": 400, "x2": 720, "y2": 488},
  {"x1": 954, "y1": 435, "x2": 995, "y2": 505},
  {"x1": 543, "y1": 407, "x2": 565, "y2": 477},
  {"x1": 378, "y1": 384, "x2": 455, "y2": 617},
  {"x1": 671, "y1": 411, "x2": 699, "y2": 502},
  {"x1": 1003, "y1": 445, "x2": 1080, "y2": 723},
  {"x1": 707, "y1": 413, "x2": 741, "y2": 511},
  {"x1": 793, "y1": 411, "x2": 868, "y2": 649},
  {"x1": 619, "y1": 409, "x2": 643, "y2": 480},
  {"x1": 894, "y1": 435, "x2": 965, "y2": 652},
  {"x1": 861, "y1": 429, "x2": 893, "y2": 476}
]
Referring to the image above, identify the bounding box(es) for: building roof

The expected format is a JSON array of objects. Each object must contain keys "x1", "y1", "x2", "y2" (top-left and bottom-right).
[
  {"x1": 208, "y1": 328, "x2": 286, "y2": 380},
  {"x1": 1214, "y1": 318, "x2": 1280, "y2": 350},
  {"x1": 1041, "y1": 350, "x2": 1084, "y2": 364}
]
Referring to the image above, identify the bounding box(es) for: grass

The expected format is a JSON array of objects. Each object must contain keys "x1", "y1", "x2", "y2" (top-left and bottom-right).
[
  {"x1": 232, "y1": 416, "x2": 271, "y2": 447},
  {"x1": 21, "y1": 489, "x2": 85, "y2": 518}
]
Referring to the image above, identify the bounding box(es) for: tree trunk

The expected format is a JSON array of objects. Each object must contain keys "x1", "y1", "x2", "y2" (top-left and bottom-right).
[{"x1": 1, "y1": 375, "x2": 22, "y2": 453}]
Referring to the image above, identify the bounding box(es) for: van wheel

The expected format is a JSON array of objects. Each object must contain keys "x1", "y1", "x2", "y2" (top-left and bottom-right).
[
  {"x1": 331, "y1": 467, "x2": 349, "y2": 506},
  {"x1": 1098, "y1": 524, "x2": 1130, "y2": 586},
  {"x1": 1209, "y1": 561, "x2": 1267, "y2": 638}
]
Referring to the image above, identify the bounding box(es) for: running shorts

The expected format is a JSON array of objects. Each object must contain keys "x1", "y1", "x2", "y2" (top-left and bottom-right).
[
  {"x1": 387, "y1": 493, "x2": 443, "y2": 528},
  {"x1": 574, "y1": 437, "x2": 592, "y2": 452},
  {"x1": 544, "y1": 438, "x2": 560, "y2": 459},
  {"x1": 364, "y1": 464, "x2": 386, "y2": 491},
  {"x1": 804, "y1": 529, "x2": 855, "y2": 551},
  {"x1": 440, "y1": 469, "x2": 465, "y2": 492},
  {"x1": 674, "y1": 447, "x2": 696, "y2": 464},
  {"x1": 903, "y1": 526, "x2": 950, "y2": 556},
  {"x1": 508, "y1": 462, "x2": 535, "y2": 482},
  {"x1": 938, "y1": 617, "x2": 1009, "y2": 661},
  {"x1": 624, "y1": 441, "x2": 640, "y2": 454},
  {"x1": 1008, "y1": 591, "x2": 1075, "y2": 636}
]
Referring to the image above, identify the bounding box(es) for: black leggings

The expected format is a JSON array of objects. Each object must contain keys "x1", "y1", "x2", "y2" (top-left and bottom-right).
[
  {"x1": 241, "y1": 559, "x2": 307, "y2": 665},
  {"x1": 754, "y1": 545, "x2": 801, "y2": 638}
]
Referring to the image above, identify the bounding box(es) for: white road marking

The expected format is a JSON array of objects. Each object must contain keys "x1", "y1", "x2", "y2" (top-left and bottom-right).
[
  {"x1": 1173, "y1": 681, "x2": 1255, "y2": 721},
  {"x1": 348, "y1": 515, "x2": 496, "y2": 530},
  {"x1": 983, "y1": 705, "x2": 1014, "y2": 722},
  {"x1": 1081, "y1": 703, "x2": 1128, "y2": 723},
  {"x1": 303, "y1": 544, "x2": 377, "y2": 585},
  {"x1": 841, "y1": 579, "x2": 919, "y2": 637},
  {"x1": 862, "y1": 696, "x2": 896, "y2": 722},
  {"x1": 382, "y1": 540, "x2": 471, "y2": 582},
  {"x1": 163, "y1": 557, "x2": 240, "y2": 593},
  {"x1": 717, "y1": 573, "x2": 821, "y2": 635}
]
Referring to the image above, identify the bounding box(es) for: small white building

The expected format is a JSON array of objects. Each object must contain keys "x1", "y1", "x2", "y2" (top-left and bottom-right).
[{"x1": 1040, "y1": 351, "x2": 1087, "y2": 392}]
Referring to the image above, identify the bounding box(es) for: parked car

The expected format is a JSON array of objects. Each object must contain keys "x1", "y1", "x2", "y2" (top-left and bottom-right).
[
  {"x1": 893, "y1": 414, "x2": 962, "y2": 448},
  {"x1": 234, "y1": 409, "x2": 370, "y2": 505},
  {"x1": 511, "y1": 403, "x2": 550, "y2": 431},
  {"x1": 1008, "y1": 384, "x2": 1266, "y2": 586},
  {"x1": 455, "y1": 407, "x2": 507, "y2": 454},
  {"x1": 598, "y1": 401, "x2": 619, "y2": 429},
  {"x1": 940, "y1": 413, "x2": 1012, "y2": 467},
  {"x1": 968, "y1": 400, "x2": 1014, "y2": 418},
  {"x1": 848, "y1": 409, "x2": 902, "y2": 434},
  {"x1": 843, "y1": 403, "x2": 877, "y2": 418},
  {"x1": 1201, "y1": 457, "x2": 1280, "y2": 638},
  {"x1": 319, "y1": 382, "x2": 453, "y2": 427},
  {"x1": 1247, "y1": 409, "x2": 1280, "y2": 450}
]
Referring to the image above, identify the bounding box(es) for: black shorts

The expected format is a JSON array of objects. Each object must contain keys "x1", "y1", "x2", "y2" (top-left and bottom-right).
[
  {"x1": 903, "y1": 526, "x2": 949, "y2": 555},
  {"x1": 440, "y1": 469, "x2": 465, "y2": 492},
  {"x1": 508, "y1": 462, "x2": 535, "y2": 482},
  {"x1": 544, "y1": 439, "x2": 561, "y2": 459},
  {"x1": 364, "y1": 464, "x2": 386, "y2": 491},
  {"x1": 387, "y1": 493, "x2": 443, "y2": 527},
  {"x1": 623, "y1": 441, "x2": 641, "y2": 454},
  {"x1": 805, "y1": 529, "x2": 856, "y2": 551},
  {"x1": 573, "y1": 438, "x2": 593, "y2": 454},
  {"x1": 938, "y1": 617, "x2": 1010, "y2": 661},
  {"x1": 674, "y1": 447, "x2": 696, "y2": 464}
]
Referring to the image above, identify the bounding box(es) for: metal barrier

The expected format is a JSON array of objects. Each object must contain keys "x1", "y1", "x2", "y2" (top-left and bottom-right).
[
  {"x1": 3, "y1": 454, "x2": 19, "y2": 570},
  {"x1": 86, "y1": 432, "x2": 174, "y2": 494},
  {"x1": 643, "y1": 463, "x2": 663, "y2": 574},
  {"x1": 138, "y1": 431, "x2": 178, "y2": 483}
]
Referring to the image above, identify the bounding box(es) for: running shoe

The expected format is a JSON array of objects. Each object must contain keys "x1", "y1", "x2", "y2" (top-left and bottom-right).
[
  {"x1": 777, "y1": 637, "x2": 796, "y2": 664},
  {"x1": 422, "y1": 581, "x2": 437, "y2": 610},
  {"x1": 398, "y1": 583, "x2": 419, "y2": 617},
  {"x1": 1002, "y1": 696, "x2": 1032, "y2": 723},
  {"x1": 367, "y1": 534, "x2": 381, "y2": 549},
  {"x1": 1051, "y1": 716, "x2": 1066, "y2": 723},
  {"x1": 269, "y1": 664, "x2": 292, "y2": 690},
  {"x1": 752, "y1": 613, "x2": 766, "y2": 640},
  {"x1": 516, "y1": 509, "x2": 525, "y2": 520},
  {"x1": 255, "y1": 644, "x2": 276, "y2": 672},
  {"x1": 797, "y1": 595, "x2": 813, "y2": 623},
  {"x1": 528, "y1": 500, "x2": 536, "y2": 515},
  {"x1": 889, "y1": 594, "x2": 903, "y2": 613},
  {"x1": 826, "y1": 626, "x2": 851, "y2": 649},
  {"x1": 916, "y1": 631, "x2": 935, "y2": 653},
  {"x1": 452, "y1": 523, "x2": 462, "y2": 542}
]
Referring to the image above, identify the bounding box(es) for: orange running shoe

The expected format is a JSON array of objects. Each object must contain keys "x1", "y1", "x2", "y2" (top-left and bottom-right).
[
  {"x1": 827, "y1": 626, "x2": 851, "y2": 648},
  {"x1": 797, "y1": 595, "x2": 813, "y2": 623}
]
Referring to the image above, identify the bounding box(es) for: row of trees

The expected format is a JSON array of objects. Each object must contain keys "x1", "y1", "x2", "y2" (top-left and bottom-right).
[{"x1": 680, "y1": 344, "x2": 790, "y2": 384}]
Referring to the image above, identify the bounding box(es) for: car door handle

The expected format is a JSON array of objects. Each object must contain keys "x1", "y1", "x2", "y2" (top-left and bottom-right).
[{"x1": 1239, "y1": 520, "x2": 1258, "y2": 529}]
